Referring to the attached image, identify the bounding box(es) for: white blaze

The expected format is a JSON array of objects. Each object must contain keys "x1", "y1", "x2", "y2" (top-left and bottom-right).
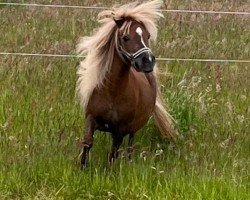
[
  {"x1": 136, "y1": 27, "x2": 147, "y2": 48},
  {"x1": 136, "y1": 27, "x2": 153, "y2": 61}
]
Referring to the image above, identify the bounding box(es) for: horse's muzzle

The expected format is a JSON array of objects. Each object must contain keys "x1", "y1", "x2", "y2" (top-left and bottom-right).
[{"x1": 134, "y1": 52, "x2": 155, "y2": 73}]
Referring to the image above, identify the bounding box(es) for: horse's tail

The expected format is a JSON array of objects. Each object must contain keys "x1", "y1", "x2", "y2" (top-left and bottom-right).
[{"x1": 153, "y1": 75, "x2": 179, "y2": 140}]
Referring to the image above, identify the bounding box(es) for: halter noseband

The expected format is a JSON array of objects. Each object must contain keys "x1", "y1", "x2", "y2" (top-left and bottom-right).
[{"x1": 118, "y1": 45, "x2": 152, "y2": 65}]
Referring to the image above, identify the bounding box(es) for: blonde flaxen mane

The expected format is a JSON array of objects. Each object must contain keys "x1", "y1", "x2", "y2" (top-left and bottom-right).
[{"x1": 76, "y1": 0, "x2": 163, "y2": 108}]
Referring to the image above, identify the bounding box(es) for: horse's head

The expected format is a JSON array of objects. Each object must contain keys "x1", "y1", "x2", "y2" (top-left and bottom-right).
[{"x1": 115, "y1": 18, "x2": 156, "y2": 73}]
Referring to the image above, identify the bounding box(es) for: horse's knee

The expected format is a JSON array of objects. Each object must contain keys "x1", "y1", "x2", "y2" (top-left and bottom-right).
[
  {"x1": 82, "y1": 136, "x2": 93, "y2": 149},
  {"x1": 82, "y1": 115, "x2": 95, "y2": 148}
]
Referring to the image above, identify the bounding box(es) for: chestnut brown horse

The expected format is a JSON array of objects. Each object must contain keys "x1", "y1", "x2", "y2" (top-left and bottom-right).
[{"x1": 76, "y1": 0, "x2": 178, "y2": 168}]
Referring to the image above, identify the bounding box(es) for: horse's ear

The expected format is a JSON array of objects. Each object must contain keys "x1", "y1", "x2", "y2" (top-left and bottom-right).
[{"x1": 113, "y1": 18, "x2": 125, "y2": 29}]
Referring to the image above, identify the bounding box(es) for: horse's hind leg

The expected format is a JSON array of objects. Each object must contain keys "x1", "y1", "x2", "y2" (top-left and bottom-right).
[
  {"x1": 108, "y1": 135, "x2": 123, "y2": 164},
  {"x1": 81, "y1": 115, "x2": 95, "y2": 169}
]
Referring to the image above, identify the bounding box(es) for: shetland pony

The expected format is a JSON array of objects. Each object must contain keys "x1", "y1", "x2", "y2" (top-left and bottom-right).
[{"x1": 76, "y1": 0, "x2": 178, "y2": 168}]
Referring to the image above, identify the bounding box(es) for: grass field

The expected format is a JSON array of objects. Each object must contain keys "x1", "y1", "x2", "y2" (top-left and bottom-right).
[{"x1": 0, "y1": 0, "x2": 249, "y2": 199}]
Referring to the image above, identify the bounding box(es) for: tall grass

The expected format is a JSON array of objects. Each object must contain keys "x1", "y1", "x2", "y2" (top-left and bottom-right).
[{"x1": 0, "y1": 1, "x2": 249, "y2": 199}]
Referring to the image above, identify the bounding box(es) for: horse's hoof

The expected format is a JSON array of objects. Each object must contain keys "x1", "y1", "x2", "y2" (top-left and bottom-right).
[{"x1": 80, "y1": 163, "x2": 87, "y2": 170}]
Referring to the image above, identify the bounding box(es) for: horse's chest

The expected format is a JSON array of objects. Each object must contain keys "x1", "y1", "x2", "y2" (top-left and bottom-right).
[
  {"x1": 87, "y1": 73, "x2": 156, "y2": 134},
  {"x1": 104, "y1": 96, "x2": 136, "y2": 123}
]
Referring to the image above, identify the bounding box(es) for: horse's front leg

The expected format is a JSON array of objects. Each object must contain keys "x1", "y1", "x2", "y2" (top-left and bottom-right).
[
  {"x1": 108, "y1": 134, "x2": 123, "y2": 164},
  {"x1": 81, "y1": 115, "x2": 95, "y2": 169},
  {"x1": 127, "y1": 133, "x2": 134, "y2": 161}
]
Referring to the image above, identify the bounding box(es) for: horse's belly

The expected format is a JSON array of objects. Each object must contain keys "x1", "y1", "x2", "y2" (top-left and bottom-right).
[
  {"x1": 92, "y1": 96, "x2": 154, "y2": 134},
  {"x1": 129, "y1": 104, "x2": 154, "y2": 133},
  {"x1": 97, "y1": 115, "x2": 152, "y2": 135},
  {"x1": 111, "y1": 97, "x2": 155, "y2": 134},
  {"x1": 98, "y1": 105, "x2": 136, "y2": 131}
]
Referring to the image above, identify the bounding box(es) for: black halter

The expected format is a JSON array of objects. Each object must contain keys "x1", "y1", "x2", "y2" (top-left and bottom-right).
[{"x1": 118, "y1": 45, "x2": 152, "y2": 65}]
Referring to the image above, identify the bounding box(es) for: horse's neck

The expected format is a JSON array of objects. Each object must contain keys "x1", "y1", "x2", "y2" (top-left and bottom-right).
[
  {"x1": 102, "y1": 49, "x2": 157, "y2": 99},
  {"x1": 105, "y1": 51, "x2": 130, "y2": 87}
]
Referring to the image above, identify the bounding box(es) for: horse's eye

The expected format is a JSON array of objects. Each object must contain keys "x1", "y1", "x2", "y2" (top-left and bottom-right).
[{"x1": 122, "y1": 36, "x2": 130, "y2": 42}]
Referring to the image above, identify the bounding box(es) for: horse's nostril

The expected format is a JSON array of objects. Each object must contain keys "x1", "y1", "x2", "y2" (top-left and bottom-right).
[
  {"x1": 143, "y1": 56, "x2": 150, "y2": 63},
  {"x1": 143, "y1": 55, "x2": 155, "y2": 63}
]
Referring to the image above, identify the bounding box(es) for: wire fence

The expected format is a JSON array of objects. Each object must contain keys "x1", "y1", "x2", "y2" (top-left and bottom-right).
[
  {"x1": 0, "y1": 52, "x2": 249, "y2": 63},
  {"x1": 0, "y1": 2, "x2": 249, "y2": 63},
  {"x1": 1, "y1": 2, "x2": 250, "y2": 15}
]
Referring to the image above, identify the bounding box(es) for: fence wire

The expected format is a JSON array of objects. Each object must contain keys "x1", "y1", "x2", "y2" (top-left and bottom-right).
[
  {"x1": 0, "y1": 2, "x2": 250, "y2": 15},
  {"x1": 0, "y1": 52, "x2": 249, "y2": 63}
]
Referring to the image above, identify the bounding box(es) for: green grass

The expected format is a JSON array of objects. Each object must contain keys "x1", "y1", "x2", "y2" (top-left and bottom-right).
[{"x1": 0, "y1": 1, "x2": 249, "y2": 199}]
